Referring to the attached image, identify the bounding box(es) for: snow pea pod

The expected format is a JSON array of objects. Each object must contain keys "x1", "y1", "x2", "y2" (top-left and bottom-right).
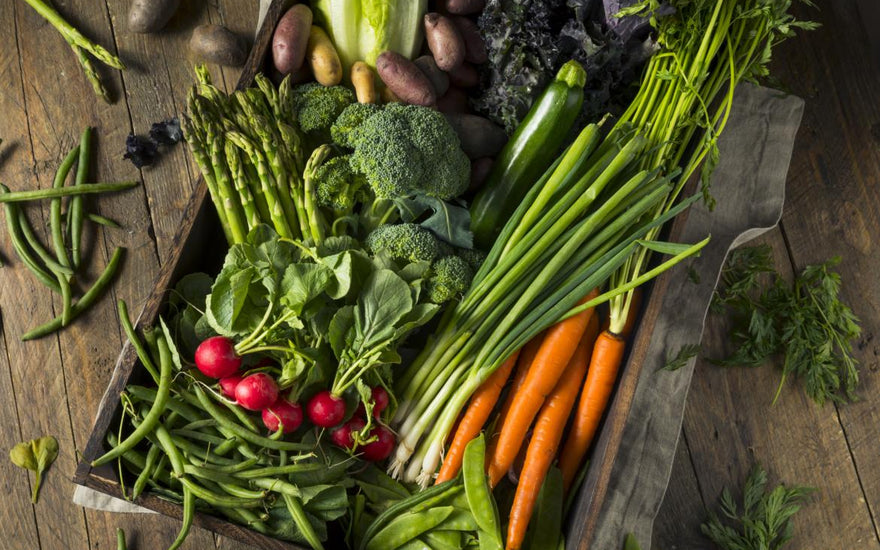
[
  {"x1": 366, "y1": 506, "x2": 455, "y2": 550},
  {"x1": 462, "y1": 434, "x2": 500, "y2": 537},
  {"x1": 359, "y1": 479, "x2": 460, "y2": 549}
]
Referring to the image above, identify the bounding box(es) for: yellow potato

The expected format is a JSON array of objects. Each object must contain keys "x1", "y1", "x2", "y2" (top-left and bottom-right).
[
  {"x1": 351, "y1": 61, "x2": 379, "y2": 104},
  {"x1": 306, "y1": 26, "x2": 342, "y2": 86}
]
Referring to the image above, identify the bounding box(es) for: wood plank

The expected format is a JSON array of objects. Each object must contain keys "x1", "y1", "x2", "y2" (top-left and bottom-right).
[
  {"x1": 675, "y1": 230, "x2": 878, "y2": 549},
  {"x1": 768, "y1": 0, "x2": 880, "y2": 543},
  {"x1": 651, "y1": 432, "x2": 707, "y2": 550}
]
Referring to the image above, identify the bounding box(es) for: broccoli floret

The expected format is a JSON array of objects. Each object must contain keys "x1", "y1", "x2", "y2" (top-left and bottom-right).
[
  {"x1": 456, "y1": 247, "x2": 487, "y2": 272},
  {"x1": 428, "y1": 255, "x2": 474, "y2": 304},
  {"x1": 292, "y1": 83, "x2": 355, "y2": 136},
  {"x1": 366, "y1": 224, "x2": 444, "y2": 264},
  {"x1": 348, "y1": 103, "x2": 470, "y2": 201},
  {"x1": 331, "y1": 103, "x2": 381, "y2": 148},
  {"x1": 314, "y1": 155, "x2": 369, "y2": 212}
]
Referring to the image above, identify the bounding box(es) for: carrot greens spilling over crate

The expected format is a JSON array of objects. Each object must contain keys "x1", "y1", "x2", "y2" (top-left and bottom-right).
[{"x1": 93, "y1": 1, "x2": 813, "y2": 549}]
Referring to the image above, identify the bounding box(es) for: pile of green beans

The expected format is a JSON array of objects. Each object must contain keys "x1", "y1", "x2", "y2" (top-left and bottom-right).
[
  {"x1": 97, "y1": 301, "x2": 352, "y2": 550},
  {"x1": 0, "y1": 129, "x2": 135, "y2": 340},
  {"x1": 357, "y1": 435, "x2": 504, "y2": 550}
]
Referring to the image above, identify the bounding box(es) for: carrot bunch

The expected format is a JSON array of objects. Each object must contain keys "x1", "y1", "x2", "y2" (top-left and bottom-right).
[{"x1": 435, "y1": 287, "x2": 639, "y2": 549}]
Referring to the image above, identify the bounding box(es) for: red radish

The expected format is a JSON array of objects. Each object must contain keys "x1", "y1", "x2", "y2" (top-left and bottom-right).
[
  {"x1": 361, "y1": 425, "x2": 396, "y2": 461},
  {"x1": 219, "y1": 375, "x2": 243, "y2": 398},
  {"x1": 234, "y1": 373, "x2": 279, "y2": 411},
  {"x1": 262, "y1": 399, "x2": 303, "y2": 434},
  {"x1": 330, "y1": 416, "x2": 366, "y2": 449},
  {"x1": 371, "y1": 386, "x2": 390, "y2": 416},
  {"x1": 254, "y1": 357, "x2": 276, "y2": 368},
  {"x1": 195, "y1": 336, "x2": 241, "y2": 378},
  {"x1": 355, "y1": 386, "x2": 391, "y2": 418},
  {"x1": 307, "y1": 390, "x2": 346, "y2": 427}
]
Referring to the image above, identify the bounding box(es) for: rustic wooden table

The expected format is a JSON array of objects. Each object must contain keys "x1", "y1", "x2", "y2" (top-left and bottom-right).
[{"x1": 0, "y1": 1, "x2": 876, "y2": 549}]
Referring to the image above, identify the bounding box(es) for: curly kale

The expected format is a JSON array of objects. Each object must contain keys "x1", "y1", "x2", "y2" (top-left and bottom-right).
[{"x1": 475, "y1": 0, "x2": 656, "y2": 134}]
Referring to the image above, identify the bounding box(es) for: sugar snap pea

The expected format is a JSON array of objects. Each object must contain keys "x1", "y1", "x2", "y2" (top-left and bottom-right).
[
  {"x1": 366, "y1": 506, "x2": 455, "y2": 550},
  {"x1": 422, "y1": 530, "x2": 462, "y2": 550},
  {"x1": 525, "y1": 467, "x2": 564, "y2": 550},
  {"x1": 92, "y1": 329, "x2": 171, "y2": 466},
  {"x1": 396, "y1": 540, "x2": 432, "y2": 550},
  {"x1": 434, "y1": 509, "x2": 479, "y2": 532},
  {"x1": 462, "y1": 435, "x2": 501, "y2": 539},
  {"x1": 359, "y1": 480, "x2": 460, "y2": 550}
]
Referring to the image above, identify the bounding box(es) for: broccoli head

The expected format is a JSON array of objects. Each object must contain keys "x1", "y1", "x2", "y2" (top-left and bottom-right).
[
  {"x1": 331, "y1": 103, "x2": 381, "y2": 148},
  {"x1": 348, "y1": 103, "x2": 470, "y2": 201},
  {"x1": 428, "y1": 255, "x2": 474, "y2": 304},
  {"x1": 366, "y1": 224, "x2": 444, "y2": 264},
  {"x1": 292, "y1": 83, "x2": 355, "y2": 136},
  {"x1": 456, "y1": 247, "x2": 487, "y2": 272},
  {"x1": 314, "y1": 155, "x2": 369, "y2": 212}
]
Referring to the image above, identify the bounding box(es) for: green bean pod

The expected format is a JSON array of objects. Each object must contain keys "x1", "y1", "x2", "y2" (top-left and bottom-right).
[
  {"x1": 131, "y1": 444, "x2": 161, "y2": 500},
  {"x1": 167, "y1": 485, "x2": 194, "y2": 550},
  {"x1": 92, "y1": 327, "x2": 171, "y2": 466},
  {"x1": 70, "y1": 127, "x2": 92, "y2": 268},
  {"x1": 283, "y1": 494, "x2": 325, "y2": 550}
]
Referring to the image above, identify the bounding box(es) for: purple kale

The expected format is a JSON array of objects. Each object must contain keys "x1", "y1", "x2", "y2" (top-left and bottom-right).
[{"x1": 149, "y1": 117, "x2": 183, "y2": 145}]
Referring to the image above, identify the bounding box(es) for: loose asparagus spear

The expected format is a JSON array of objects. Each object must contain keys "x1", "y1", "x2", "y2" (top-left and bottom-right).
[{"x1": 21, "y1": 0, "x2": 124, "y2": 103}]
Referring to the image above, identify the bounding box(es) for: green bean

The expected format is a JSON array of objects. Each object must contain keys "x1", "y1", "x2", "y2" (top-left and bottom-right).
[
  {"x1": 0, "y1": 181, "x2": 138, "y2": 202},
  {"x1": 178, "y1": 419, "x2": 216, "y2": 431},
  {"x1": 155, "y1": 423, "x2": 185, "y2": 477},
  {"x1": 86, "y1": 212, "x2": 121, "y2": 228},
  {"x1": 232, "y1": 462, "x2": 322, "y2": 480},
  {"x1": 1, "y1": 194, "x2": 61, "y2": 292},
  {"x1": 146, "y1": 480, "x2": 183, "y2": 500},
  {"x1": 118, "y1": 301, "x2": 160, "y2": 384},
  {"x1": 167, "y1": 484, "x2": 194, "y2": 550},
  {"x1": 127, "y1": 386, "x2": 202, "y2": 423},
  {"x1": 221, "y1": 507, "x2": 270, "y2": 534},
  {"x1": 462, "y1": 435, "x2": 500, "y2": 538},
  {"x1": 132, "y1": 444, "x2": 161, "y2": 500},
  {"x1": 22, "y1": 246, "x2": 125, "y2": 341},
  {"x1": 179, "y1": 477, "x2": 264, "y2": 508},
  {"x1": 208, "y1": 388, "x2": 260, "y2": 433},
  {"x1": 171, "y1": 428, "x2": 229, "y2": 447},
  {"x1": 50, "y1": 143, "x2": 79, "y2": 325},
  {"x1": 17, "y1": 211, "x2": 74, "y2": 277},
  {"x1": 187, "y1": 456, "x2": 259, "y2": 474},
  {"x1": 171, "y1": 434, "x2": 237, "y2": 466},
  {"x1": 182, "y1": 465, "x2": 267, "y2": 499},
  {"x1": 192, "y1": 385, "x2": 311, "y2": 451},
  {"x1": 360, "y1": 480, "x2": 460, "y2": 549},
  {"x1": 70, "y1": 127, "x2": 91, "y2": 268},
  {"x1": 92, "y1": 328, "x2": 171, "y2": 466},
  {"x1": 211, "y1": 434, "x2": 240, "y2": 456},
  {"x1": 249, "y1": 477, "x2": 302, "y2": 498},
  {"x1": 283, "y1": 494, "x2": 325, "y2": 550},
  {"x1": 116, "y1": 528, "x2": 127, "y2": 550},
  {"x1": 152, "y1": 455, "x2": 169, "y2": 481},
  {"x1": 366, "y1": 507, "x2": 455, "y2": 550}
]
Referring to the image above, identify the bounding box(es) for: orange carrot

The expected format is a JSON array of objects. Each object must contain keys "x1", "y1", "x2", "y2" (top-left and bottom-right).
[
  {"x1": 435, "y1": 350, "x2": 521, "y2": 484},
  {"x1": 489, "y1": 330, "x2": 545, "y2": 443},
  {"x1": 488, "y1": 288, "x2": 600, "y2": 487},
  {"x1": 506, "y1": 329, "x2": 593, "y2": 550},
  {"x1": 557, "y1": 328, "x2": 627, "y2": 489}
]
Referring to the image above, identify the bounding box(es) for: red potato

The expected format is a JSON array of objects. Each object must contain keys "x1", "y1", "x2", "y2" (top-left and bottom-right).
[
  {"x1": 444, "y1": 113, "x2": 508, "y2": 158},
  {"x1": 443, "y1": 0, "x2": 486, "y2": 15},
  {"x1": 424, "y1": 13, "x2": 465, "y2": 72},
  {"x1": 452, "y1": 16, "x2": 488, "y2": 65},
  {"x1": 414, "y1": 55, "x2": 450, "y2": 97},
  {"x1": 448, "y1": 62, "x2": 480, "y2": 88},
  {"x1": 376, "y1": 51, "x2": 436, "y2": 106},
  {"x1": 436, "y1": 87, "x2": 470, "y2": 113},
  {"x1": 272, "y1": 4, "x2": 313, "y2": 75}
]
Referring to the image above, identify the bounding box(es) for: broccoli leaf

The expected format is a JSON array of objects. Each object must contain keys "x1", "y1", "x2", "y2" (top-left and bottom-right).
[{"x1": 395, "y1": 195, "x2": 474, "y2": 249}]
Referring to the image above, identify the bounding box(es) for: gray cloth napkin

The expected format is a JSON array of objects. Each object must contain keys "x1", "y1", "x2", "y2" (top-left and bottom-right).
[{"x1": 587, "y1": 83, "x2": 805, "y2": 549}]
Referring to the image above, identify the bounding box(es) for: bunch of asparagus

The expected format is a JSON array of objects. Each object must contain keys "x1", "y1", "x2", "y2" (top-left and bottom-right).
[
  {"x1": 22, "y1": 0, "x2": 125, "y2": 103},
  {"x1": 183, "y1": 67, "x2": 315, "y2": 246},
  {"x1": 0, "y1": 129, "x2": 136, "y2": 340}
]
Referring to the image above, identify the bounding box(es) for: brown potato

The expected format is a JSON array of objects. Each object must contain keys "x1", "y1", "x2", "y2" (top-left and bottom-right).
[
  {"x1": 452, "y1": 16, "x2": 488, "y2": 65},
  {"x1": 414, "y1": 55, "x2": 450, "y2": 97},
  {"x1": 189, "y1": 24, "x2": 247, "y2": 67},
  {"x1": 307, "y1": 26, "x2": 343, "y2": 86},
  {"x1": 448, "y1": 62, "x2": 480, "y2": 88},
  {"x1": 443, "y1": 113, "x2": 507, "y2": 159},
  {"x1": 443, "y1": 0, "x2": 486, "y2": 15},
  {"x1": 424, "y1": 13, "x2": 465, "y2": 72},
  {"x1": 128, "y1": 0, "x2": 180, "y2": 33},
  {"x1": 376, "y1": 51, "x2": 436, "y2": 107},
  {"x1": 436, "y1": 87, "x2": 470, "y2": 113},
  {"x1": 272, "y1": 4, "x2": 313, "y2": 75},
  {"x1": 351, "y1": 61, "x2": 379, "y2": 103}
]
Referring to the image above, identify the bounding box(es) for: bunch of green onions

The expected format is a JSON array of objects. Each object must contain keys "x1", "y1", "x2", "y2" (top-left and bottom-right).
[
  {"x1": 183, "y1": 67, "x2": 321, "y2": 246},
  {"x1": 390, "y1": 0, "x2": 813, "y2": 486}
]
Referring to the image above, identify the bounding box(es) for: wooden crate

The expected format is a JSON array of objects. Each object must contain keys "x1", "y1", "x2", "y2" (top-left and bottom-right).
[{"x1": 73, "y1": 1, "x2": 692, "y2": 547}]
